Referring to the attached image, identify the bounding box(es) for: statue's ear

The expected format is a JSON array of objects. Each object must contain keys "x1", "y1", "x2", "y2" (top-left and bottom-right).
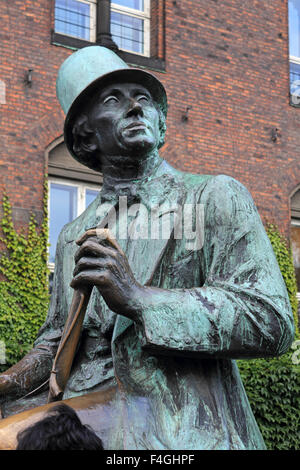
[
  {"x1": 158, "y1": 108, "x2": 167, "y2": 149},
  {"x1": 72, "y1": 114, "x2": 98, "y2": 157}
]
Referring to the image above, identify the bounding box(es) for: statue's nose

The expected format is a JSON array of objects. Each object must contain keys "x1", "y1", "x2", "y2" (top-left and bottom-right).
[{"x1": 126, "y1": 99, "x2": 143, "y2": 117}]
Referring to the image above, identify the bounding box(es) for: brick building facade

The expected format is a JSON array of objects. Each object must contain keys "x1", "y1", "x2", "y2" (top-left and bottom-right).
[{"x1": 0, "y1": 1, "x2": 300, "y2": 251}]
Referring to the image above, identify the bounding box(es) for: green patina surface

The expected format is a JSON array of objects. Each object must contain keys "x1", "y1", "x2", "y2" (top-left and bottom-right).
[{"x1": 29, "y1": 159, "x2": 294, "y2": 449}]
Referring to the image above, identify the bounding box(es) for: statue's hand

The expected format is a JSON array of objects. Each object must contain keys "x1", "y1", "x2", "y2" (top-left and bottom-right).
[{"x1": 71, "y1": 228, "x2": 144, "y2": 317}]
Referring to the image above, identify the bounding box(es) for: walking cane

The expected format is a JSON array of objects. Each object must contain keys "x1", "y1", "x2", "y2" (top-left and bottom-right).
[
  {"x1": 48, "y1": 228, "x2": 114, "y2": 403},
  {"x1": 48, "y1": 287, "x2": 92, "y2": 402}
]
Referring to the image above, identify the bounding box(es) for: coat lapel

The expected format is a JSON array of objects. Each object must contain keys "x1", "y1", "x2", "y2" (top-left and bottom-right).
[{"x1": 112, "y1": 164, "x2": 184, "y2": 342}]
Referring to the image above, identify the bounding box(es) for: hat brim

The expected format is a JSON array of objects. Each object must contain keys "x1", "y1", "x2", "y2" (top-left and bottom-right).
[{"x1": 64, "y1": 67, "x2": 167, "y2": 168}]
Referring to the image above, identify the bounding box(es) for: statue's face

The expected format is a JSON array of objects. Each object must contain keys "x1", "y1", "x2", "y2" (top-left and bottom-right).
[{"x1": 88, "y1": 82, "x2": 161, "y2": 158}]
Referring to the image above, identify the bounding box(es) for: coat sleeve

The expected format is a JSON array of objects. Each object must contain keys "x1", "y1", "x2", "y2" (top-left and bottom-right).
[{"x1": 134, "y1": 175, "x2": 295, "y2": 359}]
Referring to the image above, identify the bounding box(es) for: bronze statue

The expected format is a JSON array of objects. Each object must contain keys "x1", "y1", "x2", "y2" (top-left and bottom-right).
[{"x1": 0, "y1": 46, "x2": 295, "y2": 450}]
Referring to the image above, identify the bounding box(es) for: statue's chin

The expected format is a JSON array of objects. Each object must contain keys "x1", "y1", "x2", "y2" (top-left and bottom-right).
[{"x1": 121, "y1": 138, "x2": 157, "y2": 158}]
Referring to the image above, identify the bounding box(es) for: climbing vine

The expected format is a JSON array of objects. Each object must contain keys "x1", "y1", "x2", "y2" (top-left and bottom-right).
[
  {"x1": 266, "y1": 223, "x2": 299, "y2": 332},
  {"x1": 0, "y1": 180, "x2": 50, "y2": 369},
  {"x1": 238, "y1": 223, "x2": 300, "y2": 450}
]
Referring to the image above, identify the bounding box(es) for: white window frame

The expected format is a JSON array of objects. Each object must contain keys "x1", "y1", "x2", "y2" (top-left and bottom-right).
[
  {"x1": 111, "y1": 0, "x2": 151, "y2": 57},
  {"x1": 289, "y1": 1, "x2": 300, "y2": 95},
  {"x1": 48, "y1": 177, "x2": 100, "y2": 271},
  {"x1": 290, "y1": 57, "x2": 300, "y2": 104},
  {"x1": 288, "y1": 2, "x2": 300, "y2": 87},
  {"x1": 54, "y1": 0, "x2": 97, "y2": 42},
  {"x1": 290, "y1": 56, "x2": 300, "y2": 66},
  {"x1": 291, "y1": 218, "x2": 300, "y2": 298},
  {"x1": 291, "y1": 218, "x2": 300, "y2": 227}
]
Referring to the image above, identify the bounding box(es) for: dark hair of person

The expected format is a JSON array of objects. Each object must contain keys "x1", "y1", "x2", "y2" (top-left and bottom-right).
[{"x1": 16, "y1": 403, "x2": 104, "y2": 450}]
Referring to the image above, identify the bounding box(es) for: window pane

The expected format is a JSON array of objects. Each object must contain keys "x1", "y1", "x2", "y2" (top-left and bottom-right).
[
  {"x1": 55, "y1": 0, "x2": 91, "y2": 41},
  {"x1": 290, "y1": 61, "x2": 300, "y2": 96},
  {"x1": 49, "y1": 183, "x2": 77, "y2": 263},
  {"x1": 289, "y1": 0, "x2": 300, "y2": 58},
  {"x1": 291, "y1": 225, "x2": 300, "y2": 291},
  {"x1": 85, "y1": 189, "x2": 98, "y2": 208},
  {"x1": 112, "y1": 0, "x2": 144, "y2": 11},
  {"x1": 111, "y1": 12, "x2": 144, "y2": 54}
]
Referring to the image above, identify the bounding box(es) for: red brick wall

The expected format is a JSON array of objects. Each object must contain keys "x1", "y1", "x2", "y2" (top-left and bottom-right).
[
  {"x1": 0, "y1": 0, "x2": 299, "y2": 236},
  {"x1": 0, "y1": 0, "x2": 68, "y2": 228}
]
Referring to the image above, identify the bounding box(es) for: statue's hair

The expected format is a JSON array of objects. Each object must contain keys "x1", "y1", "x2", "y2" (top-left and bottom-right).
[{"x1": 71, "y1": 103, "x2": 167, "y2": 172}]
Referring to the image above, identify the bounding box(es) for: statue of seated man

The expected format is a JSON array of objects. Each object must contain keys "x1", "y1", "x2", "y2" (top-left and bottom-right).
[{"x1": 0, "y1": 46, "x2": 294, "y2": 450}]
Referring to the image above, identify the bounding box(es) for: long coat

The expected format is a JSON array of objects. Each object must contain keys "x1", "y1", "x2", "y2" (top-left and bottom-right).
[{"x1": 34, "y1": 159, "x2": 294, "y2": 449}]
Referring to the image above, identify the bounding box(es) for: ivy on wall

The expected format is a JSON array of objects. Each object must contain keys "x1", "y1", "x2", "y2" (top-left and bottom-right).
[
  {"x1": 0, "y1": 183, "x2": 49, "y2": 369},
  {"x1": 238, "y1": 223, "x2": 300, "y2": 450},
  {"x1": 266, "y1": 223, "x2": 299, "y2": 332}
]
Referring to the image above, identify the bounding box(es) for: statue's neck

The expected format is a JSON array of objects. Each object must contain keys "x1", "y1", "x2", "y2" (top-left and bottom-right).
[{"x1": 101, "y1": 151, "x2": 162, "y2": 194}]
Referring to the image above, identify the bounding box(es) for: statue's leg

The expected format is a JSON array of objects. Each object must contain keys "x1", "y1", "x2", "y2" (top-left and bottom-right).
[
  {"x1": 0, "y1": 385, "x2": 118, "y2": 450},
  {"x1": 1, "y1": 389, "x2": 49, "y2": 419}
]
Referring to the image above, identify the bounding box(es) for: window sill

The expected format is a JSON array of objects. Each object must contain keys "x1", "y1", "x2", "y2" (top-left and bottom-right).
[{"x1": 51, "y1": 32, "x2": 166, "y2": 72}]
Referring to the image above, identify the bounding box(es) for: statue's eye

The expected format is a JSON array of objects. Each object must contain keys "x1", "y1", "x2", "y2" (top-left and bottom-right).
[
  {"x1": 137, "y1": 94, "x2": 149, "y2": 103},
  {"x1": 103, "y1": 95, "x2": 119, "y2": 104}
]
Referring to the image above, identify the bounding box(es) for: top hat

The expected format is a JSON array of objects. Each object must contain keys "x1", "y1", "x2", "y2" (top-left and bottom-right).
[{"x1": 56, "y1": 46, "x2": 167, "y2": 165}]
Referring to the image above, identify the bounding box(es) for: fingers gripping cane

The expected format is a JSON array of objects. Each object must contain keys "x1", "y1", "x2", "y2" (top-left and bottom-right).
[{"x1": 48, "y1": 228, "x2": 118, "y2": 403}]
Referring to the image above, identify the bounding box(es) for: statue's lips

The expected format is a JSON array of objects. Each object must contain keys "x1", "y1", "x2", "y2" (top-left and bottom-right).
[{"x1": 123, "y1": 122, "x2": 147, "y2": 132}]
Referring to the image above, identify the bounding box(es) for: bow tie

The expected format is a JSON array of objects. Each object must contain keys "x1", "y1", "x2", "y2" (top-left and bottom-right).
[{"x1": 100, "y1": 181, "x2": 141, "y2": 206}]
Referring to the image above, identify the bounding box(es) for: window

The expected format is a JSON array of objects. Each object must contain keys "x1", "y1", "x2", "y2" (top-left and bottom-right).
[
  {"x1": 291, "y1": 189, "x2": 300, "y2": 301},
  {"x1": 289, "y1": 0, "x2": 300, "y2": 103},
  {"x1": 47, "y1": 138, "x2": 102, "y2": 273},
  {"x1": 54, "y1": 0, "x2": 96, "y2": 42},
  {"x1": 48, "y1": 179, "x2": 99, "y2": 265},
  {"x1": 111, "y1": 1, "x2": 150, "y2": 56},
  {"x1": 54, "y1": 0, "x2": 150, "y2": 56}
]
